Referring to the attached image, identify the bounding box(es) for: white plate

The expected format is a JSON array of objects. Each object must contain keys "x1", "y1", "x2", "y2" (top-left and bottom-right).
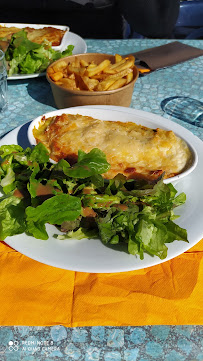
[
  {"x1": 2, "y1": 106, "x2": 203, "y2": 273},
  {"x1": 6, "y1": 29, "x2": 87, "y2": 80}
]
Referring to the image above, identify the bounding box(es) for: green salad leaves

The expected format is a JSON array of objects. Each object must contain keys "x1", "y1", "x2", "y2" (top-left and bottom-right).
[
  {"x1": 0, "y1": 143, "x2": 188, "y2": 259},
  {"x1": 3, "y1": 30, "x2": 74, "y2": 76}
]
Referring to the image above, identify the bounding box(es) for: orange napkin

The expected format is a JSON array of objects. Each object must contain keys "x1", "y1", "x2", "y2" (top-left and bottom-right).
[{"x1": 0, "y1": 239, "x2": 202, "y2": 326}]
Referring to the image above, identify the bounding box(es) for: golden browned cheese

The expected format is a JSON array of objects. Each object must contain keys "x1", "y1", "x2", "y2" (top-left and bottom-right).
[
  {"x1": 25, "y1": 27, "x2": 65, "y2": 46},
  {"x1": 0, "y1": 26, "x2": 21, "y2": 41},
  {"x1": 33, "y1": 113, "x2": 193, "y2": 180},
  {"x1": 0, "y1": 26, "x2": 66, "y2": 46}
]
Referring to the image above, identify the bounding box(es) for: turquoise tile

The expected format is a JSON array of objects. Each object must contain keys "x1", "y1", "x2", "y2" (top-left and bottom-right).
[
  {"x1": 106, "y1": 328, "x2": 124, "y2": 348},
  {"x1": 145, "y1": 341, "x2": 163, "y2": 357},
  {"x1": 165, "y1": 350, "x2": 186, "y2": 361},
  {"x1": 104, "y1": 351, "x2": 121, "y2": 361},
  {"x1": 130, "y1": 327, "x2": 146, "y2": 345},
  {"x1": 64, "y1": 342, "x2": 82, "y2": 360},
  {"x1": 150, "y1": 326, "x2": 170, "y2": 341},
  {"x1": 50, "y1": 325, "x2": 68, "y2": 342},
  {"x1": 177, "y1": 338, "x2": 192, "y2": 355},
  {"x1": 72, "y1": 328, "x2": 88, "y2": 343},
  {"x1": 85, "y1": 346, "x2": 101, "y2": 361},
  {"x1": 124, "y1": 348, "x2": 139, "y2": 361},
  {"x1": 91, "y1": 326, "x2": 105, "y2": 343}
]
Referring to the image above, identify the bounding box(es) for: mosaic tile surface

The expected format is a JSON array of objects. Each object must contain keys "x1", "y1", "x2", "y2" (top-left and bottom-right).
[
  {"x1": 0, "y1": 39, "x2": 203, "y2": 360},
  {"x1": 0, "y1": 325, "x2": 203, "y2": 361}
]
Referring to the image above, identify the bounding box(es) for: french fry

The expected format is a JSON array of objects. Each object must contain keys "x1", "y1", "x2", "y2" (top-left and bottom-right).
[
  {"x1": 48, "y1": 54, "x2": 135, "y2": 92},
  {"x1": 87, "y1": 62, "x2": 97, "y2": 69},
  {"x1": 52, "y1": 60, "x2": 67, "y2": 73},
  {"x1": 107, "y1": 68, "x2": 133, "y2": 80},
  {"x1": 61, "y1": 68, "x2": 69, "y2": 78},
  {"x1": 81, "y1": 76, "x2": 99, "y2": 91},
  {"x1": 74, "y1": 74, "x2": 86, "y2": 90},
  {"x1": 50, "y1": 71, "x2": 64, "y2": 82},
  {"x1": 91, "y1": 73, "x2": 109, "y2": 81},
  {"x1": 110, "y1": 57, "x2": 135, "y2": 73},
  {"x1": 85, "y1": 59, "x2": 111, "y2": 77},
  {"x1": 126, "y1": 71, "x2": 134, "y2": 84},
  {"x1": 67, "y1": 64, "x2": 86, "y2": 76},
  {"x1": 56, "y1": 77, "x2": 77, "y2": 90},
  {"x1": 103, "y1": 58, "x2": 127, "y2": 74},
  {"x1": 80, "y1": 59, "x2": 89, "y2": 67},
  {"x1": 68, "y1": 73, "x2": 76, "y2": 80},
  {"x1": 107, "y1": 78, "x2": 127, "y2": 90},
  {"x1": 75, "y1": 74, "x2": 97, "y2": 91},
  {"x1": 96, "y1": 78, "x2": 118, "y2": 91},
  {"x1": 72, "y1": 58, "x2": 80, "y2": 68},
  {"x1": 115, "y1": 53, "x2": 123, "y2": 63},
  {"x1": 47, "y1": 67, "x2": 54, "y2": 75}
]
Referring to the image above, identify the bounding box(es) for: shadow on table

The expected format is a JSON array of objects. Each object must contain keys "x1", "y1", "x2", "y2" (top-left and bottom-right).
[
  {"x1": 8, "y1": 77, "x2": 56, "y2": 107},
  {"x1": 26, "y1": 78, "x2": 56, "y2": 107}
]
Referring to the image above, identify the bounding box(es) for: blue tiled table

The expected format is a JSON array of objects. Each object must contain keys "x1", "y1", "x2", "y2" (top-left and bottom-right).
[{"x1": 0, "y1": 39, "x2": 203, "y2": 361}]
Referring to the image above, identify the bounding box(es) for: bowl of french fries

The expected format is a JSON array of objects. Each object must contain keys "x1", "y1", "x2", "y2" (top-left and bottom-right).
[{"x1": 46, "y1": 53, "x2": 139, "y2": 108}]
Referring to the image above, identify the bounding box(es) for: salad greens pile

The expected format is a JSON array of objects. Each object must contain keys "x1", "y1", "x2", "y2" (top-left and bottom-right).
[
  {"x1": 3, "y1": 30, "x2": 74, "y2": 76},
  {"x1": 0, "y1": 143, "x2": 188, "y2": 260}
]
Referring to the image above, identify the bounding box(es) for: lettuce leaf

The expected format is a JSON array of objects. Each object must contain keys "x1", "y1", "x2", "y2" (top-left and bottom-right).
[
  {"x1": 26, "y1": 194, "x2": 81, "y2": 240},
  {"x1": 0, "y1": 196, "x2": 26, "y2": 240},
  {"x1": 5, "y1": 30, "x2": 74, "y2": 76},
  {"x1": 0, "y1": 143, "x2": 188, "y2": 260},
  {"x1": 64, "y1": 148, "x2": 110, "y2": 178}
]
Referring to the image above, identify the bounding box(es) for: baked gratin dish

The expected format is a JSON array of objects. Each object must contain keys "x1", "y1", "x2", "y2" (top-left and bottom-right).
[
  {"x1": 32, "y1": 113, "x2": 193, "y2": 181},
  {"x1": 0, "y1": 25, "x2": 66, "y2": 46}
]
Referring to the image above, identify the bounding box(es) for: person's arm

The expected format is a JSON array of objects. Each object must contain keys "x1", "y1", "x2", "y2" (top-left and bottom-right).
[{"x1": 118, "y1": 0, "x2": 180, "y2": 38}]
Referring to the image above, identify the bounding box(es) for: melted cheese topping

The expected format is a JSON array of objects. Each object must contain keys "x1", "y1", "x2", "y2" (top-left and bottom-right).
[
  {"x1": 0, "y1": 26, "x2": 66, "y2": 46},
  {"x1": 25, "y1": 27, "x2": 65, "y2": 46},
  {"x1": 33, "y1": 113, "x2": 193, "y2": 180},
  {"x1": 0, "y1": 26, "x2": 20, "y2": 40}
]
